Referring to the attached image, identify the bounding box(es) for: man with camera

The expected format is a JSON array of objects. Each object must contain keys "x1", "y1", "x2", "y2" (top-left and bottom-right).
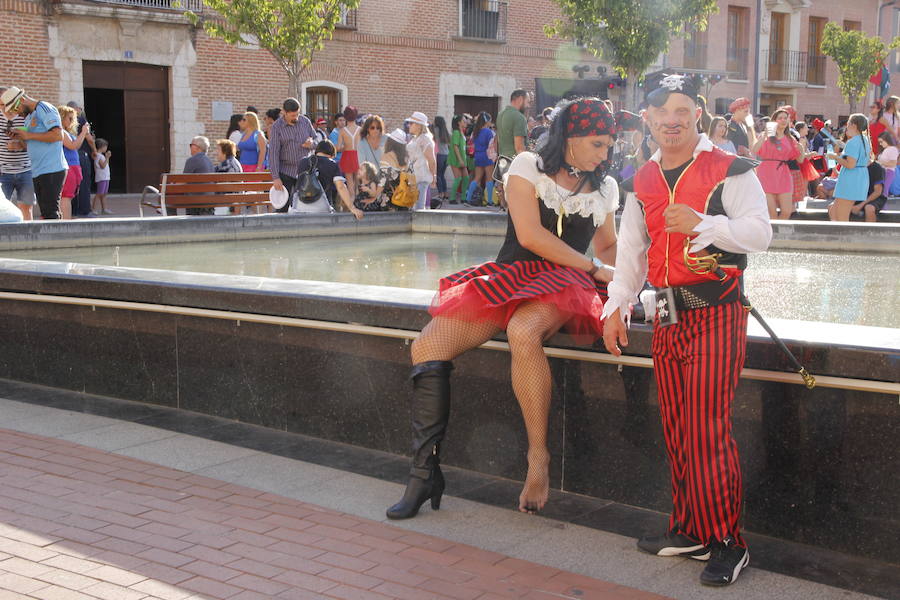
[
  {"x1": 0, "y1": 86, "x2": 67, "y2": 219},
  {"x1": 0, "y1": 87, "x2": 36, "y2": 220}
]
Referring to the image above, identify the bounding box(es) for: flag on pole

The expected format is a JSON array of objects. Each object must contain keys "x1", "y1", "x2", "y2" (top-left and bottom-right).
[{"x1": 869, "y1": 63, "x2": 891, "y2": 98}]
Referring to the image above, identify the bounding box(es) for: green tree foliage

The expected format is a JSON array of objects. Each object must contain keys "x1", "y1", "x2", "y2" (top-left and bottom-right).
[
  {"x1": 186, "y1": 0, "x2": 360, "y2": 99},
  {"x1": 545, "y1": 0, "x2": 719, "y2": 109},
  {"x1": 820, "y1": 22, "x2": 900, "y2": 113}
]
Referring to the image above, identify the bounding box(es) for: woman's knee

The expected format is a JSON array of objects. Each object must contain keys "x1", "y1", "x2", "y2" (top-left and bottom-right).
[{"x1": 507, "y1": 308, "x2": 557, "y2": 350}]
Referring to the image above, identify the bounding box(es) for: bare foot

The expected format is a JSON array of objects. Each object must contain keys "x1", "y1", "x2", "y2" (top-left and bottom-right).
[{"x1": 518, "y1": 449, "x2": 550, "y2": 514}]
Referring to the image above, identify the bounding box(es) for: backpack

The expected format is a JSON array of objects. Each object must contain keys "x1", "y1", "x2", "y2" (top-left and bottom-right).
[
  {"x1": 293, "y1": 156, "x2": 325, "y2": 205},
  {"x1": 390, "y1": 171, "x2": 418, "y2": 208}
]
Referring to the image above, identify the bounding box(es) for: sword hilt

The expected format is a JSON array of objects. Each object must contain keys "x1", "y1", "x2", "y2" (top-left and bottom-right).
[{"x1": 799, "y1": 367, "x2": 816, "y2": 389}]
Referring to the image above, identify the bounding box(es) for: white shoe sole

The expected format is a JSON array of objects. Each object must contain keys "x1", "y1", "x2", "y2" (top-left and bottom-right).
[{"x1": 656, "y1": 544, "x2": 710, "y2": 560}]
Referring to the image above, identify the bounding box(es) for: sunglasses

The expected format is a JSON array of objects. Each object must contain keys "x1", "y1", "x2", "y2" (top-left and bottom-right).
[{"x1": 369, "y1": 126, "x2": 382, "y2": 130}]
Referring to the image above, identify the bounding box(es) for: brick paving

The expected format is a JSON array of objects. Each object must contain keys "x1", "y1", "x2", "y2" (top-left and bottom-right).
[{"x1": 0, "y1": 429, "x2": 670, "y2": 600}]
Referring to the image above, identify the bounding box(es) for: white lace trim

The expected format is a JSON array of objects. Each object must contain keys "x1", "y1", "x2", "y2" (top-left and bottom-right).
[{"x1": 534, "y1": 175, "x2": 614, "y2": 226}]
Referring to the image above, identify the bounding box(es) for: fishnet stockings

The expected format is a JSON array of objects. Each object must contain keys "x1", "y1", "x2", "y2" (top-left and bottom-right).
[
  {"x1": 506, "y1": 302, "x2": 566, "y2": 513},
  {"x1": 412, "y1": 303, "x2": 566, "y2": 514},
  {"x1": 411, "y1": 316, "x2": 501, "y2": 363}
]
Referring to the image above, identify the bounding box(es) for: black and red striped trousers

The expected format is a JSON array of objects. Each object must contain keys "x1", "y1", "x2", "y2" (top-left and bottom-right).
[{"x1": 651, "y1": 300, "x2": 749, "y2": 548}]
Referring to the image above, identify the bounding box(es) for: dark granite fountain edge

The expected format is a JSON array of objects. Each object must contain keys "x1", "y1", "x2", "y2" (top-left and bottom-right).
[
  {"x1": 0, "y1": 210, "x2": 898, "y2": 252},
  {"x1": 0, "y1": 260, "x2": 897, "y2": 383},
  {"x1": 0, "y1": 377, "x2": 897, "y2": 600}
]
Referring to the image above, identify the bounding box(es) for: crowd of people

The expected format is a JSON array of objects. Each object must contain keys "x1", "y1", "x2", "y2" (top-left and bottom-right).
[
  {"x1": 607, "y1": 93, "x2": 897, "y2": 223},
  {"x1": 2, "y1": 78, "x2": 895, "y2": 224},
  {"x1": 0, "y1": 87, "x2": 114, "y2": 222},
  {"x1": 216, "y1": 91, "x2": 536, "y2": 216}
]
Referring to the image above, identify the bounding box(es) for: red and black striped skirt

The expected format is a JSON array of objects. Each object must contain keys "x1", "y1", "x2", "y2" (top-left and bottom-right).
[{"x1": 429, "y1": 260, "x2": 608, "y2": 343}]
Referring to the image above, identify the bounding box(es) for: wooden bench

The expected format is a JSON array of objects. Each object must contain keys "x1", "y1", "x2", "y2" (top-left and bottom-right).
[{"x1": 139, "y1": 172, "x2": 274, "y2": 217}]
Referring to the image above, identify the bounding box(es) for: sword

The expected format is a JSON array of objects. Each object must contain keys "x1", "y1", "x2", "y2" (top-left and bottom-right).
[{"x1": 684, "y1": 243, "x2": 816, "y2": 389}]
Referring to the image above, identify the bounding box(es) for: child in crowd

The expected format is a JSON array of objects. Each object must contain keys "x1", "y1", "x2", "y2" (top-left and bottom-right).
[
  {"x1": 353, "y1": 161, "x2": 385, "y2": 212},
  {"x1": 93, "y1": 138, "x2": 112, "y2": 215}
]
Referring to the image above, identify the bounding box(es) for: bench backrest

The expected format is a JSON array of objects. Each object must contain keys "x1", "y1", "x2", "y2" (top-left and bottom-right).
[{"x1": 160, "y1": 172, "x2": 273, "y2": 208}]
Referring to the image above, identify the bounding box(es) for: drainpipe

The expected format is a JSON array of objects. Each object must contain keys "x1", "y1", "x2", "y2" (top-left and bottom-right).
[
  {"x1": 877, "y1": 1, "x2": 899, "y2": 104},
  {"x1": 752, "y1": 0, "x2": 762, "y2": 114}
]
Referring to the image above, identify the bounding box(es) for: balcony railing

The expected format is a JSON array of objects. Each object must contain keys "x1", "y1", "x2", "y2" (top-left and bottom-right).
[
  {"x1": 88, "y1": 0, "x2": 205, "y2": 11},
  {"x1": 762, "y1": 49, "x2": 809, "y2": 84},
  {"x1": 726, "y1": 47, "x2": 749, "y2": 79},
  {"x1": 459, "y1": 0, "x2": 508, "y2": 42},
  {"x1": 683, "y1": 42, "x2": 707, "y2": 69},
  {"x1": 807, "y1": 54, "x2": 826, "y2": 85}
]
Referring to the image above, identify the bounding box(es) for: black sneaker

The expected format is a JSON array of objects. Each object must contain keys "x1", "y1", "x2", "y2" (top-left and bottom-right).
[
  {"x1": 637, "y1": 529, "x2": 710, "y2": 560},
  {"x1": 700, "y1": 537, "x2": 749, "y2": 586}
]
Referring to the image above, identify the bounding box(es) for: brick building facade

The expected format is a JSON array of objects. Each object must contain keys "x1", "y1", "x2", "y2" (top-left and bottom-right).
[
  {"x1": 1, "y1": 0, "x2": 897, "y2": 191},
  {"x1": 664, "y1": 0, "x2": 899, "y2": 122}
]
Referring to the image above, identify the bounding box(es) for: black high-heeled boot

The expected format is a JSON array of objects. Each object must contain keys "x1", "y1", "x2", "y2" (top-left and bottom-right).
[{"x1": 386, "y1": 360, "x2": 453, "y2": 520}]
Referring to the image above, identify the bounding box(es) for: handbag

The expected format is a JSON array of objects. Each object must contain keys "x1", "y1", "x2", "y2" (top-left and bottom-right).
[
  {"x1": 390, "y1": 171, "x2": 418, "y2": 208},
  {"x1": 799, "y1": 159, "x2": 820, "y2": 182},
  {"x1": 491, "y1": 155, "x2": 514, "y2": 183},
  {"x1": 292, "y1": 156, "x2": 325, "y2": 205}
]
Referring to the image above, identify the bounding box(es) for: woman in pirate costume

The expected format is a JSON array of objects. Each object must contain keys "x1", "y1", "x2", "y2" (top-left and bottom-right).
[{"x1": 386, "y1": 98, "x2": 619, "y2": 519}]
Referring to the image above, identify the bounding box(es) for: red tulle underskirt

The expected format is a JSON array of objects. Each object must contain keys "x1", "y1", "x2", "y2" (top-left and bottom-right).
[{"x1": 428, "y1": 260, "x2": 608, "y2": 344}]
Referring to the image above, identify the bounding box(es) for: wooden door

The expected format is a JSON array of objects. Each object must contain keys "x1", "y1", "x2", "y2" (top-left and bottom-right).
[
  {"x1": 83, "y1": 61, "x2": 170, "y2": 193},
  {"x1": 307, "y1": 87, "x2": 340, "y2": 125},
  {"x1": 453, "y1": 95, "x2": 500, "y2": 121},
  {"x1": 769, "y1": 13, "x2": 787, "y2": 80},
  {"x1": 125, "y1": 90, "x2": 168, "y2": 193}
]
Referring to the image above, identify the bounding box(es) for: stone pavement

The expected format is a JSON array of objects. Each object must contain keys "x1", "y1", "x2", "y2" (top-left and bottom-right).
[
  {"x1": 0, "y1": 395, "x2": 887, "y2": 600},
  {"x1": 0, "y1": 427, "x2": 663, "y2": 600}
]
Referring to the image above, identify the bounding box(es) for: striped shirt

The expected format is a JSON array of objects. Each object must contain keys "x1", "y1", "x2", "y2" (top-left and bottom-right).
[
  {"x1": 268, "y1": 115, "x2": 315, "y2": 181},
  {"x1": 0, "y1": 114, "x2": 32, "y2": 174}
]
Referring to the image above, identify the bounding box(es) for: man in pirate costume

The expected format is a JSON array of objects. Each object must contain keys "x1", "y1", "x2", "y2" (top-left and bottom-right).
[
  {"x1": 603, "y1": 75, "x2": 771, "y2": 586},
  {"x1": 726, "y1": 97, "x2": 757, "y2": 157},
  {"x1": 387, "y1": 98, "x2": 619, "y2": 520}
]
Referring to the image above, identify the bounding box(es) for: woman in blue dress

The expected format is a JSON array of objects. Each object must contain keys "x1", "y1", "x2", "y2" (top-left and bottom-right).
[
  {"x1": 465, "y1": 111, "x2": 496, "y2": 206},
  {"x1": 236, "y1": 112, "x2": 267, "y2": 172},
  {"x1": 828, "y1": 114, "x2": 870, "y2": 221}
]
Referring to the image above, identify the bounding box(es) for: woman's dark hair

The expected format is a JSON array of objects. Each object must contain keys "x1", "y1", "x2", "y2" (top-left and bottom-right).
[
  {"x1": 848, "y1": 113, "x2": 869, "y2": 142},
  {"x1": 385, "y1": 137, "x2": 407, "y2": 165},
  {"x1": 358, "y1": 161, "x2": 379, "y2": 183},
  {"x1": 226, "y1": 114, "x2": 242, "y2": 138},
  {"x1": 360, "y1": 114, "x2": 384, "y2": 141},
  {"x1": 451, "y1": 114, "x2": 465, "y2": 133},
  {"x1": 315, "y1": 140, "x2": 336, "y2": 156},
  {"x1": 472, "y1": 111, "x2": 491, "y2": 138},
  {"x1": 332, "y1": 112, "x2": 344, "y2": 125},
  {"x1": 536, "y1": 97, "x2": 615, "y2": 190},
  {"x1": 343, "y1": 105, "x2": 358, "y2": 121},
  {"x1": 432, "y1": 116, "x2": 450, "y2": 145},
  {"x1": 871, "y1": 99, "x2": 884, "y2": 121},
  {"x1": 879, "y1": 129, "x2": 896, "y2": 146},
  {"x1": 265, "y1": 108, "x2": 281, "y2": 121}
]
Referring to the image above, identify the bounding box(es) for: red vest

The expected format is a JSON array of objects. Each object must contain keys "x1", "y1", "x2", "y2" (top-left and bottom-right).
[{"x1": 634, "y1": 147, "x2": 738, "y2": 287}]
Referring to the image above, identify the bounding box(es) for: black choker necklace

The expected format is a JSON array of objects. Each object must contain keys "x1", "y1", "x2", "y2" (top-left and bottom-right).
[{"x1": 563, "y1": 162, "x2": 582, "y2": 177}]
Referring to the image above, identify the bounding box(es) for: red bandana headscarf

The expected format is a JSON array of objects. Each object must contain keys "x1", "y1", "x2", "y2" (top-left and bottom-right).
[{"x1": 565, "y1": 99, "x2": 616, "y2": 137}]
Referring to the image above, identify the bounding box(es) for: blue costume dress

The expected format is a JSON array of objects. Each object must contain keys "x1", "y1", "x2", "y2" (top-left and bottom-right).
[{"x1": 834, "y1": 135, "x2": 870, "y2": 202}]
